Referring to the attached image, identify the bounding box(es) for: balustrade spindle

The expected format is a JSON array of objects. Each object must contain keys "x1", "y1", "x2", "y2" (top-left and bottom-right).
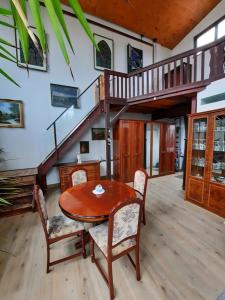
[
  {"x1": 117, "y1": 76, "x2": 119, "y2": 98},
  {"x1": 168, "y1": 63, "x2": 171, "y2": 88},
  {"x1": 151, "y1": 69, "x2": 154, "y2": 92},
  {"x1": 193, "y1": 53, "x2": 197, "y2": 82},
  {"x1": 142, "y1": 72, "x2": 144, "y2": 95},
  {"x1": 147, "y1": 70, "x2": 149, "y2": 94},
  {"x1": 162, "y1": 65, "x2": 165, "y2": 90},
  {"x1": 187, "y1": 56, "x2": 190, "y2": 84},
  {"x1": 180, "y1": 58, "x2": 184, "y2": 85},
  {"x1": 201, "y1": 51, "x2": 205, "y2": 81},
  {"x1": 157, "y1": 68, "x2": 159, "y2": 91}
]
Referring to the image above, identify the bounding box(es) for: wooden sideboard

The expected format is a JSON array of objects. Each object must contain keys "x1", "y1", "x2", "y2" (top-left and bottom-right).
[
  {"x1": 0, "y1": 168, "x2": 37, "y2": 217},
  {"x1": 58, "y1": 160, "x2": 100, "y2": 192}
]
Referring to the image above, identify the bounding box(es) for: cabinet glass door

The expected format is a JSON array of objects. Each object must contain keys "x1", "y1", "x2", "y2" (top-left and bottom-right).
[
  {"x1": 191, "y1": 118, "x2": 207, "y2": 178},
  {"x1": 211, "y1": 114, "x2": 225, "y2": 185}
]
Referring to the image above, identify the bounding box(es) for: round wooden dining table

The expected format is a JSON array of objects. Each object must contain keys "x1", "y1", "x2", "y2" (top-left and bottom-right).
[{"x1": 59, "y1": 180, "x2": 136, "y2": 222}]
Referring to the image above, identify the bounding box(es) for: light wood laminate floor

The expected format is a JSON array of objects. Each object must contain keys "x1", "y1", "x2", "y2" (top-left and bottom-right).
[{"x1": 0, "y1": 174, "x2": 225, "y2": 300}]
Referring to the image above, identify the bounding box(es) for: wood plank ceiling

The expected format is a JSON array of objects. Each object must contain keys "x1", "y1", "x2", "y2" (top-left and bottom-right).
[{"x1": 62, "y1": 0, "x2": 221, "y2": 49}]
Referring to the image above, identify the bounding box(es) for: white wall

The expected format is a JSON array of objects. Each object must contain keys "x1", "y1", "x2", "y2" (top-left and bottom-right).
[{"x1": 0, "y1": 0, "x2": 169, "y2": 184}]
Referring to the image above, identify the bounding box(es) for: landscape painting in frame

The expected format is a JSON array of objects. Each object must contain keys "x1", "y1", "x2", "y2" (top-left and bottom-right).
[
  {"x1": 0, "y1": 99, "x2": 24, "y2": 128},
  {"x1": 127, "y1": 44, "x2": 143, "y2": 73},
  {"x1": 51, "y1": 84, "x2": 79, "y2": 108},
  {"x1": 15, "y1": 27, "x2": 47, "y2": 71},
  {"x1": 94, "y1": 34, "x2": 114, "y2": 71},
  {"x1": 92, "y1": 128, "x2": 105, "y2": 140}
]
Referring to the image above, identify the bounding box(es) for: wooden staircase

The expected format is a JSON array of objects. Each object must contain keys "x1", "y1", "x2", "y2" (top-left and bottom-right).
[{"x1": 38, "y1": 101, "x2": 104, "y2": 177}]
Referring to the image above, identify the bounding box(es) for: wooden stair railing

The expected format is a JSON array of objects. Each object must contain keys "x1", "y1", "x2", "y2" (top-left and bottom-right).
[
  {"x1": 103, "y1": 36, "x2": 225, "y2": 103},
  {"x1": 38, "y1": 76, "x2": 104, "y2": 178}
]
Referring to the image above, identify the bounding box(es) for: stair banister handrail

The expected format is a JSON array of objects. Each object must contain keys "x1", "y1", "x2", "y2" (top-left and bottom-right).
[
  {"x1": 47, "y1": 75, "x2": 101, "y2": 130},
  {"x1": 127, "y1": 35, "x2": 225, "y2": 77},
  {"x1": 104, "y1": 35, "x2": 225, "y2": 80}
]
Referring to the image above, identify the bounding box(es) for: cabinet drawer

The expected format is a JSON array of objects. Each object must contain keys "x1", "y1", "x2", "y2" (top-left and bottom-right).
[
  {"x1": 208, "y1": 183, "x2": 225, "y2": 216},
  {"x1": 186, "y1": 177, "x2": 205, "y2": 205}
]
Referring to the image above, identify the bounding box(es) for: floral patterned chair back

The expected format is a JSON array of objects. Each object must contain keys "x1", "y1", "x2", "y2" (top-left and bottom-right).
[
  {"x1": 71, "y1": 169, "x2": 87, "y2": 186},
  {"x1": 133, "y1": 169, "x2": 148, "y2": 196},
  {"x1": 108, "y1": 199, "x2": 142, "y2": 249},
  {"x1": 34, "y1": 185, "x2": 49, "y2": 235}
]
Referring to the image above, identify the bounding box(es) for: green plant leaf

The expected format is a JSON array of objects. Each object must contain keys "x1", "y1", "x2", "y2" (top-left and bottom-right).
[
  {"x1": 0, "y1": 37, "x2": 15, "y2": 47},
  {"x1": 68, "y1": 0, "x2": 99, "y2": 51},
  {"x1": 11, "y1": 0, "x2": 29, "y2": 63},
  {"x1": 44, "y1": 0, "x2": 70, "y2": 65},
  {"x1": 0, "y1": 51, "x2": 17, "y2": 64},
  {"x1": 0, "y1": 67, "x2": 20, "y2": 87},
  {"x1": 52, "y1": 0, "x2": 74, "y2": 53},
  {"x1": 0, "y1": 20, "x2": 16, "y2": 29},
  {"x1": 0, "y1": 197, "x2": 11, "y2": 205},
  {"x1": 0, "y1": 7, "x2": 12, "y2": 15},
  {"x1": 28, "y1": 0, "x2": 47, "y2": 52},
  {"x1": 0, "y1": 45, "x2": 17, "y2": 60}
]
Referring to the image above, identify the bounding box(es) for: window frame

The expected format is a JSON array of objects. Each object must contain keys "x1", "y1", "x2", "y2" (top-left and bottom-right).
[{"x1": 194, "y1": 14, "x2": 225, "y2": 48}]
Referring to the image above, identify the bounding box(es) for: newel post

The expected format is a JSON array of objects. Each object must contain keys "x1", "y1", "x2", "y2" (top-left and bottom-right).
[
  {"x1": 104, "y1": 70, "x2": 112, "y2": 179},
  {"x1": 209, "y1": 41, "x2": 225, "y2": 80}
]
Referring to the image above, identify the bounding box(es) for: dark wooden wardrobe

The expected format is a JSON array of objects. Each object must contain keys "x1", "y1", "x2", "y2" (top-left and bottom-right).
[{"x1": 113, "y1": 120, "x2": 144, "y2": 182}]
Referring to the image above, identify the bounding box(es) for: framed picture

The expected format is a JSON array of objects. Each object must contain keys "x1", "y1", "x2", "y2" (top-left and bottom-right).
[
  {"x1": 94, "y1": 34, "x2": 114, "y2": 71},
  {"x1": 80, "y1": 141, "x2": 89, "y2": 154},
  {"x1": 127, "y1": 44, "x2": 143, "y2": 73},
  {"x1": 92, "y1": 128, "x2": 105, "y2": 140},
  {"x1": 50, "y1": 84, "x2": 79, "y2": 108},
  {"x1": 0, "y1": 99, "x2": 24, "y2": 128},
  {"x1": 15, "y1": 27, "x2": 47, "y2": 71}
]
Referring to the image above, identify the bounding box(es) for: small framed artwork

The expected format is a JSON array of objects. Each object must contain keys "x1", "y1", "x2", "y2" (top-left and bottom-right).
[
  {"x1": 80, "y1": 141, "x2": 89, "y2": 154},
  {"x1": 92, "y1": 128, "x2": 105, "y2": 140},
  {"x1": 94, "y1": 34, "x2": 114, "y2": 71},
  {"x1": 50, "y1": 84, "x2": 79, "y2": 108},
  {"x1": 15, "y1": 27, "x2": 47, "y2": 71},
  {"x1": 0, "y1": 99, "x2": 24, "y2": 128},
  {"x1": 127, "y1": 44, "x2": 143, "y2": 73}
]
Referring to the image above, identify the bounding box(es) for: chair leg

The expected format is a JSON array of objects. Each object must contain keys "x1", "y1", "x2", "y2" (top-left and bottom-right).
[
  {"x1": 90, "y1": 237, "x2": 95, "y2": 263},
  {"x1": 81, "y1": 231, "x2": 86, "y2": 259},
  {"x1": 143, "y1": 209, "x2": 146, "y2": 225},
  {"x1": 135, "y1": 246, "x2": 141, "y2": 281},
  {"x1": 46, "y1": 243, "x2": 50, "y2": 274},
  {"x1": 107, "y1": 259, "x2": 114, "y2": 300}
]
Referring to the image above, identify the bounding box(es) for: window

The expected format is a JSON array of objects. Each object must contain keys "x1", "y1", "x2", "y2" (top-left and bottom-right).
[
  {"x1": 218, "y1": 19, "x2": 225, "y2": 39},
  {"x1": 195, "y1": 15, "x2": 225, "y2": 47},
  {"x1": 196, "y1": 27, "x2": 215, "y2": 47}
]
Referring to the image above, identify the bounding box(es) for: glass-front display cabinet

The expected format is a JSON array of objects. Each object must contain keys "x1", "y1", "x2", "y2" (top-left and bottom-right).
[
  {"x1": 211, "y1": 114, "x2": 225, "y2": 185},
  {"x1": 191, "y1": 118, "x2": 207, "y2": 178},
  {"x1": 186, "y1": 109, "x2": 225, "y2": 218}
]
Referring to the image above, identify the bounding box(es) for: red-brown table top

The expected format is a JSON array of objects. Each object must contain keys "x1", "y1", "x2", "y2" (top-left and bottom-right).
[{"x1": 59, "y1": 180, "x2": 136, "y2": 222}]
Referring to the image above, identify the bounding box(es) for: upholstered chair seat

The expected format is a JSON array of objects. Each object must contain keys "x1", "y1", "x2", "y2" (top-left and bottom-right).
[
  {"x1": 89, "y1": 199, "x2": 143, "y2": 300},
  {"x1": 89, "y1": 222, "x2": 136, "y2": 256},
  {"x1": 34, "y1": 185, "x2": 86, "y2": 273},
  {"x1": 48, "y1": 214, "x2": 84, "y2": 239}
]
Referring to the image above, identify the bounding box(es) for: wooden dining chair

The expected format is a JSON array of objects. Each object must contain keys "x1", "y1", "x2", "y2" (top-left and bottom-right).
[
  {"x1": 89, "y1": 199, "x2": 143, "y2": 300},
  {"x1": 133, "y1": 168, "x2": 148, "y2": 225},
  {"x1": 71, "y1": 169, "x2": 87, "y2": 186},
  {"x1": 34, "y1": 185, "x2": 86, "y2": 273}
]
